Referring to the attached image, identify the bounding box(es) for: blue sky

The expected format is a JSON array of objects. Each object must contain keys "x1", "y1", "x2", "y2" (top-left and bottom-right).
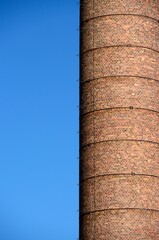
[{"x1": 0, "y1": 0, "x2": 79, "y2": 239}]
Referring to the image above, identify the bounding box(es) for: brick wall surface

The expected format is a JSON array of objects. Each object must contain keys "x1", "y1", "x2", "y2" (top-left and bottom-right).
[{"x1": 80, "y1": 0, "x2": 159, "y2": 239}]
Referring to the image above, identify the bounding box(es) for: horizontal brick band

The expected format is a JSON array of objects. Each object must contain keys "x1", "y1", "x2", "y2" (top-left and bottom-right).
[
  {"x1": 81, "y1": 47, "x2": 159, "y2": 82},
  {"x1": 81, "y1": 15, "x2": 159, "y2": 53},
  {"x1": 81, "y1": 139, "x2": 159, "y2": 149},
  {"x1": 80, "y1": 207, "x2": 159, "y2": 216},
  {"x1": 80, "y1": 77, "x2": 159, "y2": 115},
  {"x1": 82, "y1": 45, "x2": 159, "y2": 55},
  {"x1": 80, "y1": 140, "x2": 159, "y2": 180},
  {"x1": 81, "y1": 0, "x2": 159, "y2": 22},
  {"x1": 80, "y1": 173, "x2": 159, "y2": 183},
  {"x1": 81, "y1": 75, "x2": 159, "y2": 85},
  {"x1": 80, "y1": 209, "x2": 159, "y2": 239},
  {"x1": 81, "y1": 13, "x2": 159, "y2": 24},
  {"x1": 80, "y1": 175, "x2": 159, "y2": 213},
  {"x1": 81, "y1": 109, "x2": 159, "y2": 146},
  {"x1": 81, "y1": 107, "x2": 159, "y2": 117}
]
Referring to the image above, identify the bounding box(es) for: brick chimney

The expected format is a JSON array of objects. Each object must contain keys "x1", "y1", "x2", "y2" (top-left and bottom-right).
[{"x1": 80, "y1": 0, "x2": 159, "y2": 239}]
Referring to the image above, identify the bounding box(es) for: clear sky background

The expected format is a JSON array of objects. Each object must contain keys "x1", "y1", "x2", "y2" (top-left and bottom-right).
[{"x1": 0, "y1": 0, "x2": 79, "y2": 239}]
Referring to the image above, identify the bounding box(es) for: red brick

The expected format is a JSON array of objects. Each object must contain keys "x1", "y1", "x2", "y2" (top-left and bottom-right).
[{"x1": 80, "y1": 0, "x2": 159, "y2": 239}]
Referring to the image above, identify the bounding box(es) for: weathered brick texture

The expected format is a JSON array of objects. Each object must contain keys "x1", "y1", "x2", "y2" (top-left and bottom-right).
[
  {"x1": 80, "y1": 0, "x2": 159, "y2": 239},
  {"x1": 81, "y1": 210, "x2": 159, "y2": 240},
  {"x1": 81, "y1": 16, "x2": 159, "y2": 53},
  {"x1": 80, "y1": 141, "x2": 159, "y2": 180},
  {"x1": 80, "y1": 77, "x2": 159, "y2": 115},
  {"x1": 81, "y1": 48, "x2": 159, "y2": 82},
  {"x1": 81, "y1": 0, "x2": 159, "y2": 22}
]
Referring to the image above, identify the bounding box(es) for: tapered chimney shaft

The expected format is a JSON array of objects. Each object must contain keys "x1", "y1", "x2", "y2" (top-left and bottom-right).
[{"x1": 80, "y1": 0, "x2": 159, "y2": 239}]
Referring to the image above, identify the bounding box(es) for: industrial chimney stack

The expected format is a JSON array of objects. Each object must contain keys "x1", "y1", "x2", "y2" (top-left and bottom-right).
[{"x1": 80, "y1": 0, "x2": 159, "y2": 239}]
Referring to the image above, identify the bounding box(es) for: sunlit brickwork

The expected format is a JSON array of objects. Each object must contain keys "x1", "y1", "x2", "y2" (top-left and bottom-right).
[{"x1": 80, "y1": 0, "x2": 159, "y2": 239}]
